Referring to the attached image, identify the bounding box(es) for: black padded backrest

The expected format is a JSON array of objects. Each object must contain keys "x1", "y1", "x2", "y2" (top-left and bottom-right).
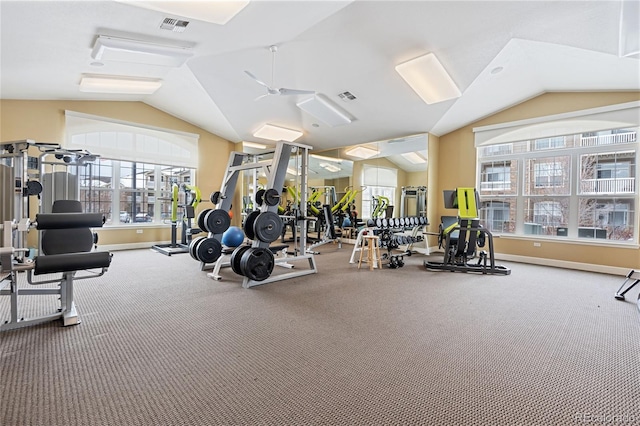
[
  {"x1": 41, "y1": 200, "x2": 94, "y2": 255},
  {"x1": 52, "y1": 200, "x2": 82, "y2": 213}
]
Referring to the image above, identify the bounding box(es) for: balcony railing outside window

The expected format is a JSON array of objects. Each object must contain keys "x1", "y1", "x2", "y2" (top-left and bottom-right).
[
  {"x1": 580, "y1": 177, "x2": 635, "y2": 194},
  {"x1": 581, "y1": 132, "x2": 637, "y2": 147}
]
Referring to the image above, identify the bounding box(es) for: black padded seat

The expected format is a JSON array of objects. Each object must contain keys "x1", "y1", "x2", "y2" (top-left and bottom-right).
[{"x1": 36, "y1": 200, "x2": 111, "y2": 271}]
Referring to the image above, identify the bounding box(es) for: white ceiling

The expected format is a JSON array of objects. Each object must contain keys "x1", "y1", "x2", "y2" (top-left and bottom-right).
[{"x1": 1, "y1": 0, "x2": 638, "y2": 163}]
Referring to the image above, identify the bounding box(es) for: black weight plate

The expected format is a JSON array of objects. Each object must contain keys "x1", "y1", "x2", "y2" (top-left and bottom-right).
[
  {"x1": 409, "y1": 217, "x2": 416, "y2": 226},
  {"x1": 264, "y1": 188, "x2": 281, "y2": 207},
  {"x1": 254, "y1": 211, "x2": 283, "y2": 243},
  {"x1": 399, "y1": 217, "x2": 405, "y2": 226},
  {"x1": 243, "y1": 210, "x2": 260, "y2": 240},
  {"x1": 255, "y1": 189, "x2": 265, "y2": 206},
  {"x1": 240, "y1": 247, "x2": 275, "y2": 282},
  {"x1": 26, "y1": 180, "x2": 43, "y2": 196},
  {"x1": 210, "y1": 191, "x2": 222, "y2": 205},
  {"x1": 367, "y1": 219, "x2": 375, "y2": 227},
  {"x1": 419, "y1": 217, "x2": 426, "y2": 225},
  {"x1": 189, "y1": 237, "x2": 205, "y2": 261},
  {"x1": 197, "y1": 209, "x2": 212, "y2": 232},
  {"x1": 375, "y1": 218, "x2": 382, "y2": 228},
  {"x1": 382, "y1": 218, "x2": 388, "y2": 228},
  {"x1": 231, "y1": 245, "x2": 251, "y2": 276},
  {"x1": 205, "y1": 209, "x2": 231, "y2": 234},
  {"x1": 196, "y1": 238, "x2": 222, "y2": 264}
]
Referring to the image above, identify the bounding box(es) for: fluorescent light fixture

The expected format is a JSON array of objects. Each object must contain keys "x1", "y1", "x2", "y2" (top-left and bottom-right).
[
  {"x1": 345, "y1": 146, "x2": 378, "y2": 159},
  {"x1": 79, "y1": 75, "x2": 162, "y2": 94},
  {"x1": 243, "y1": 141, "x2": 267, "y2": 149},
  {"x1": 116, "y1": 1, "x2": 250, "y2": 25},
  {"x1": 91, "y1": 35, "x2": 193, "y2": 67},
  {"x1": 319, "y1": 163, "x2": 341, "y2": 173},
  {"x1": 253, "y1": 124, "x2": 303, "y2": 142},
  {"x1": 310, "y1": 154, "x2": 342, "y2": 163},
  {"x1": 401, "y1": 152, "x2": 427, "y2": 164},
  {"x1": 297, "y1": 94, "x2": 352, "y2": 127},
  {"x1": 395, "y1": 53, "x2": 461, "y2": 104}
]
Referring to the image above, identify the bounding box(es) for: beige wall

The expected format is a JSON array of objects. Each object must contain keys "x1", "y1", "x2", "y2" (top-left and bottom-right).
[
  {"x1": 436, "y1": 91, "x2": 640, "y2": 269},
  {"x1": 1, "y1": 100, "x2": 234, "y2": 247}
]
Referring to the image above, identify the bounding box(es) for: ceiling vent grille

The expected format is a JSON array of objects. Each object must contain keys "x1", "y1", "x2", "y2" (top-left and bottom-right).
[
  {"x1": 338, "y1": 91, "x2": 357, "y2": 102},
  {"x1": 160, "y1": 18, "x2": 189, "y2": 33}
]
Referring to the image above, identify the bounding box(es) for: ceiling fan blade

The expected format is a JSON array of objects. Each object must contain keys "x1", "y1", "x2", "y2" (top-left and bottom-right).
[
  {"x1": 254, "y1": 93, "x2": 269, "y2": 101},
  {"x1": 278, "y1": 88, "x2": 316, "y2": 96},
  {"x1": 244, "y1": 70, "x2": 270, "y2": 88}
]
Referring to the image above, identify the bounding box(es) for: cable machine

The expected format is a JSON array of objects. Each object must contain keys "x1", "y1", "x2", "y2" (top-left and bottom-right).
[{"x1": 400, "y1": 186, "x2": 427, "y2": 218}]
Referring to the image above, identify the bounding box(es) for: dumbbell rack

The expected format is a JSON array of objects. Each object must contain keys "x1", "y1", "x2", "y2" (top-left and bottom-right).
[{"x1": 349, "y1": 217, "x2": 430, "y2": 267}]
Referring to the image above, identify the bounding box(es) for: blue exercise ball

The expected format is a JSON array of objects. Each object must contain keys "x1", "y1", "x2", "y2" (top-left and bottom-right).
[{"x1": 222, "y1": 226, "x2": 244, "y2": 247}]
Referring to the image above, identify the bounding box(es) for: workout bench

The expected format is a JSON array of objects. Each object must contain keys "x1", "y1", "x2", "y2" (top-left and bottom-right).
[{"x1": 1, "y1": 200, "x2": 111, "y2": 331}]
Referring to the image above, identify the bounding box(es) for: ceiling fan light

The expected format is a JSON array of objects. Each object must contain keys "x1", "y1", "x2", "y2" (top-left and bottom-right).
[
  {"x1": 395, "y1": 53, "x2": 461, "y2": 104},
  {"x1": 253, "y1": 124, "x2": 303, "y2": 142},
  {"x1": 79, "y1": 75, "x2": 162, "y2": 94},
  {"x1": 345, "y1": 146, "x2": 378, "y2": 159},
  {"x1": 297, "y1": 95, "x2": 352, "y2": 127}
]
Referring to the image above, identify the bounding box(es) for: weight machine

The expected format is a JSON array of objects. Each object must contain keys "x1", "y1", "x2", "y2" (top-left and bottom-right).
[
  {"x1": 1, "y1": 140, "x2": 111, "y2": 330},
  {"x1": 152, "y1": 183, "x2": 202, "y2": 256},
  {"x1": 424, "y1": 188, "x2": 510, "y2": 275},
  {"x1": 190, "y1": 141, "x2": 317, "y2": 288},
  {"x1": 400, "y1": 186, "x2": 427, "y2": 218},
  {"x1": 614, "y1": 270, "x2": 640, "y2": 313}
]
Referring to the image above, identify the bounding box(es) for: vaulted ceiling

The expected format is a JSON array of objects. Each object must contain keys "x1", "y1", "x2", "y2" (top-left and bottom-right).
[{"x1": 1, "y1": 0, "x2": 638, "y2": 158}]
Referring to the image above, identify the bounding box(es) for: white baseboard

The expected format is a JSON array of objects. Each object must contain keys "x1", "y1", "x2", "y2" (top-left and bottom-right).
[
  {"x1": 494, "y1": 253, "x2": 629, "y2": 276},
  {"x1": 99, "y1": 241, "x2": 170, "y2": 252}
]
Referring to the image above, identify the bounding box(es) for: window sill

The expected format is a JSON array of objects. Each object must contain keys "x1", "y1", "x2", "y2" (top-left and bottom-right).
[{"x1": 495, "y1": 234, "x2": 639, "y2": 249}]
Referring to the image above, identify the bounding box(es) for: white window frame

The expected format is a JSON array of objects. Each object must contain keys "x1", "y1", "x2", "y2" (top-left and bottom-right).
[{"x1": 474, "y1": 101, "x2": 640, "y2": 244}]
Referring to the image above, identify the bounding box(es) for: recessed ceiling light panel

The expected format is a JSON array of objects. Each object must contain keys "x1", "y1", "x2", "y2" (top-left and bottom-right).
[
  {"x1": 79, "y1": 75, "x2": 162, "y2": 94},
  {"x1": 91, "y1": 35, "x2": 193, "y2": 67},
  {"x1": 253, "y1": 124, "x2": 303, "y2": 142},
  {"x1": 345, "y1": 146, "x2": 378, "y2": 159},
  {"x1": 395, "y1": 52, "x2": 461, "y2": 104}
]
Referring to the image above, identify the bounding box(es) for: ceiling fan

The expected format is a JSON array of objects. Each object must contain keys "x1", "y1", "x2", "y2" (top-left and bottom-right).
[{"x1": 245, "y1": 45, "x2": 315, "y2": 100}]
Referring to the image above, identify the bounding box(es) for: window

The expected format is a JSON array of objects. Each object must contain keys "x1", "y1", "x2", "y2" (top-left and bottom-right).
[
  {"x1": 361, "y1": 165, "x2": 397, "y2": 219},
  {"x1": 475, "y1": 101, "x2": 639, "y2": 243},
  {"x1": 534, "y1": 136, "x2": 565, "y2": 150},
  {"x1": 479, "y1": 161, "x2": 513, "y2": 192},
  {"x1": 532, "y1": 161, "x2": 565, "y2": 188},
  {"x1": 67, "y1": 111, "x2": 198, "y2": 225},
  {"x1": 79, "y1": 158, "x2": 194, "y2": 225}
]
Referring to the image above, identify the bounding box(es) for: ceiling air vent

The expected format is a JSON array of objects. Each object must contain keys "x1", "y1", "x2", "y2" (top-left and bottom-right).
[
  {"x1": 160, "y1": 18, "x2": 189, "y2": 33},
  {"x1": 338, "y1": 91, "x2": 357, "y2": 102}
]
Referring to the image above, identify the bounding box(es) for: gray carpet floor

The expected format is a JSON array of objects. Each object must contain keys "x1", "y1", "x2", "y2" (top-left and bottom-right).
[{"x1": 1, "y1": 244, "x2": 639, "y2": 425}]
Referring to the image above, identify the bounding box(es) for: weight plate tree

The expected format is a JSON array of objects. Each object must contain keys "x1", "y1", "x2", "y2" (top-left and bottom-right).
[{"x1": 197, "y1": 141, "x2": 318, "y2": 288}]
